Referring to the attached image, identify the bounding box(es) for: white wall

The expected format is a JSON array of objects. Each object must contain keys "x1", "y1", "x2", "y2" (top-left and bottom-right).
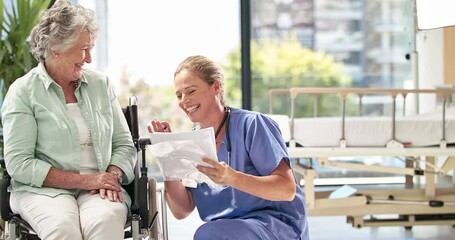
[{"x1": 416, "y1": 29, "x2": 444, "y2": 113}]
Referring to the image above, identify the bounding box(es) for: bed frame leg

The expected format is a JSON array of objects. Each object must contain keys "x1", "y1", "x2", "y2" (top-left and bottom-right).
[
  {"x1": 405, "y1": 157, "x2": 414, "y2": 189},
  {"x1": 425, "y1": 157, "x2": 436, "y2": 198},
  {"x1": 303, "y1": 168, "x2": 317, "y2": 209}
]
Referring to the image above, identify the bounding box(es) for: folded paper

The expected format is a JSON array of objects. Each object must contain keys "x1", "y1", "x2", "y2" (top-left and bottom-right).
[{"x1": 148, "y1": 127, "x2": 223, "y2": 189}]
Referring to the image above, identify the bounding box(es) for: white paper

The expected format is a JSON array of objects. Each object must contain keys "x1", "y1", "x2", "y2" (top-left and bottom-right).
[
  {"x1": 329, "y1": 185, "x2": 357, "y2": 199},
  {"x1": 148, "y1": 127, "x2": 223, "y2": 188}
]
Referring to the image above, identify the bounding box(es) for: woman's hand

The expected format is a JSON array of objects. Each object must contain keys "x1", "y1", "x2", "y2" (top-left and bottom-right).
[
  {"x1": 90, "y1": 189, "x2": 124, "y2": 202},
  {"x1": 84, "y1": 172, "x2": 121, "y2": 192},
  {"x1": 196, "y1": 157, "x2": 237, "y2": 185},
  {"x1": 148, "y1": 119, "x2": 172, "y2": 133}
]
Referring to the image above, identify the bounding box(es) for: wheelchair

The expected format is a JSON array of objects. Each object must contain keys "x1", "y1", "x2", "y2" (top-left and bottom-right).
[{"x1": 0, "y1": 96, "x2": 168, "y2": 240}]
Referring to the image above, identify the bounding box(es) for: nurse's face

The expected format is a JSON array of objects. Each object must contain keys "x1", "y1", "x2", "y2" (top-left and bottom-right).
[{"x1": 174, "y1": 70, "x2": 220, "y2": 124}]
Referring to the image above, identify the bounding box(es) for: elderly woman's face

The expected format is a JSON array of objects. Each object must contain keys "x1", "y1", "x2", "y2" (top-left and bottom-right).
[
  {"x1": 55, "y1": 30, "x2": 93, "y2": 81},
  {"x1": 174, "y1": 70, "x2": 219, "y2": 123}
]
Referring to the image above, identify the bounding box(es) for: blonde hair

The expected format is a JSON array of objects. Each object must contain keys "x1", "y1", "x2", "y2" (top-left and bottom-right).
[{"x1": 174, "y1": 55, "x2": 226, "y2": 106}]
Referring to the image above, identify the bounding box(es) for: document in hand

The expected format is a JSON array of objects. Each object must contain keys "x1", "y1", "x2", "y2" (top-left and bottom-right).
[{"x1": 148, "y1": 127, "x2": 223, "y2": 188}]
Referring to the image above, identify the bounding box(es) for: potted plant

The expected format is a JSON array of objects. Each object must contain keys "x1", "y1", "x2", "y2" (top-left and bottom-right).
[{"x1": 0, "y1": 0, "x2": 51, "y2": 156}]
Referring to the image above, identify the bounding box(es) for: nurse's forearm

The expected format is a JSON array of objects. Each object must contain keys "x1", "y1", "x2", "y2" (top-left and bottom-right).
[
  {"x1": 164, "y1": 180, "x2": 195, "y2": 219},
  {"x1": 230, "y1": 160, "x2": 296, "y2": 201}
]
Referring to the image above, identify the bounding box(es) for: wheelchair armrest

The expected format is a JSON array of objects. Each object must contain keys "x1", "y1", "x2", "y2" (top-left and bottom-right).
[
  {"x1": 0, "y1": 158, "x2": 12, "y2": 221},
  {"x1": 0, "y1": 178, "x2": 11, "y2": 221}
]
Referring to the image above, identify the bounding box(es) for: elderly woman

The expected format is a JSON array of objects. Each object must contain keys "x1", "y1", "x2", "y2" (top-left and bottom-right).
[
  {"x1": 1, "y1": 0, "x2": 136, "y2": 239},
  {"x1": 149, "y1": 55, "x2": 310, "y2": 240}
]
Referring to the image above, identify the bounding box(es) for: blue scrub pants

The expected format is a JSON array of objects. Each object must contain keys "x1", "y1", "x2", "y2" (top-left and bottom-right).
[{"x1": 194, "y1": 218, "x2": 277, "y2": 240}]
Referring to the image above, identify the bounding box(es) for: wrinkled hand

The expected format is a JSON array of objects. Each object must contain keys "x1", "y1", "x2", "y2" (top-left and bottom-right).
[
  {"x1": 196, "y1": 157, "x2": 236, "y2": 185},
  {"x1": 84, "y1": 172, "x2": 121, "y2": 192},
  {"x1": 148, "y1": 119, "x2": 172, "y2": 133},
  {"x1": 90, "y1": 189, "x2": 124, "y2": 202}
]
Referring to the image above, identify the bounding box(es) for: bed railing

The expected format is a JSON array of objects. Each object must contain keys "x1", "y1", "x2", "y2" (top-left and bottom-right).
[
  {"x1": 268, "y1": 88, "x2": 290, "y2": 114},
  {"x1": 269, "y1": 87, "x2": 455, "y2": 148}
]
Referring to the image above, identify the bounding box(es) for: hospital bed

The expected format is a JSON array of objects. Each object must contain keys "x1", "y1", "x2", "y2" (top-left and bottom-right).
[{"x1": 268, "y1": 87, "x2": 455, "y2": 229}]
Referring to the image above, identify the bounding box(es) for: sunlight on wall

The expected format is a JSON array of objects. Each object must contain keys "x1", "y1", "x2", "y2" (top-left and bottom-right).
[{"x1": 106, "y1": 0, "x2": 240, "y2": 90}]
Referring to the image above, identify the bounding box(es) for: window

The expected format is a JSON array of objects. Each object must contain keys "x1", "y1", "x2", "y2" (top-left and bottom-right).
[{"x1": 251, "y1": 0, "x2": 416, "y2": 185}]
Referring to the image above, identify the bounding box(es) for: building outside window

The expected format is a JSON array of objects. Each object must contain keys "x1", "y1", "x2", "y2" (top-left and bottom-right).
[
  {"x1": 250, "y1": 0, "x2": 415, "y2": 115},
  {"x1": 249, "y1": 0, "x2": 416, "y2": 184}
]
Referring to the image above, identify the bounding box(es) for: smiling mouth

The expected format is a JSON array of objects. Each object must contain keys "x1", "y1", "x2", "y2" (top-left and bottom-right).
[{"x1": 186, "y1": 104, "x2": 200, "y2": 113}]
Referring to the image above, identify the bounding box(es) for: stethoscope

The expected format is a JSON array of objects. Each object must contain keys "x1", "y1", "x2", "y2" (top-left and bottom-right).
[{"x1": 214, "y1": 106, "x2": 231, "y2": 166}]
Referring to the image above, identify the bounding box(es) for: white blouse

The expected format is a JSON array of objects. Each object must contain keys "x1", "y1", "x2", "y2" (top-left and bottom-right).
[{"x1": 66, "y1": 103, "x2": 97, "y2": 174}]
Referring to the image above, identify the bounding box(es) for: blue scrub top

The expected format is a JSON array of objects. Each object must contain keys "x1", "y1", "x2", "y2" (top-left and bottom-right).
[{"x1": 189, "y1": 108, "x2": 309, "y2": 239}]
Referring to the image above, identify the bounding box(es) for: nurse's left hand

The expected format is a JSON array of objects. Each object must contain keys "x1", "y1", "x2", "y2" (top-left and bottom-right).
[{"x1": 197, "y1": 157, "x2": 236, "y2": 185}]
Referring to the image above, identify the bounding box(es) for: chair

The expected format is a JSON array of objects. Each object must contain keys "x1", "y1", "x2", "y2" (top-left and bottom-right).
[{"x1": 0, "y1": 96, "x2": 168, "y2": 240}]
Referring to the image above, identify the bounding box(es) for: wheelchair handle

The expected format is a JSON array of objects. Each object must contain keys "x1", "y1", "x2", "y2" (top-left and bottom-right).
[{"x1": 129, "y1": 96, "x2": 139, "y2": 143}]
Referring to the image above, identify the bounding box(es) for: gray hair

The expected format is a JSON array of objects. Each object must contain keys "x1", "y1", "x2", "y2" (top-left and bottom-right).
[
  {"x1": 174, "y1": 55, "x2": 226, "y2": 106},
  {"x1": 30, "y1": 0, "x2": 99, "y2": 62}
]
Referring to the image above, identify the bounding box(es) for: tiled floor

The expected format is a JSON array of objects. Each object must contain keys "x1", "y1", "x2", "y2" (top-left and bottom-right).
[
  {"x1": 165, "y1": 210, "x2": 455, "y2": 240},
  {"x1": 308, "y1": 216, "x2": 455, "y2": 240},
  {"x1": 161, "y1": 177, "x2": 455, "y2": 239}
]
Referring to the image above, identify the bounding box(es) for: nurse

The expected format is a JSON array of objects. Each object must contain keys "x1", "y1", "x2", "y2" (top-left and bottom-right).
[{"x1": 149, "y1": 55, "x2": 310, "y2": 240}]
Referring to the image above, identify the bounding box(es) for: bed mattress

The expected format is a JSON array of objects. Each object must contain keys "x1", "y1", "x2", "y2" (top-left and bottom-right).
[{"x1": 267, "y1": 108, "x2": 455, "y2": 147}]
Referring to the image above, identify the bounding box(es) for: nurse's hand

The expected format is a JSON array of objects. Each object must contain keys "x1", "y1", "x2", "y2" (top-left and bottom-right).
[
  {"x1": 148, "y1": 119, "x2": 172, "y2": 133},
  {"x1": 197, "y1": 157, "x2": 237, "y2": 185}
]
